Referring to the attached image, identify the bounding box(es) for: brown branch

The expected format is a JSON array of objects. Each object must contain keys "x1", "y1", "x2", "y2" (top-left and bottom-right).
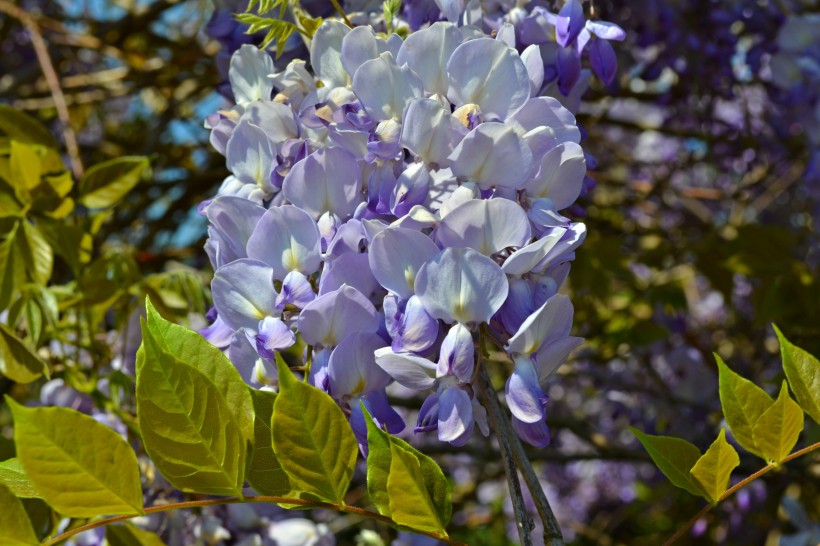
[
  {"x1": 0, "y1": 1, "x2": 84, "y2": 179},
  {"x1": 42, "y1": 495, "x2": 468, "y2": 546}
]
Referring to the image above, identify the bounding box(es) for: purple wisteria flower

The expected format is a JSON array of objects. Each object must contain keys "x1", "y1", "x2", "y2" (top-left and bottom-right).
[{"x1": 198, "y1": 12, "x2": 599, "y2": 447}]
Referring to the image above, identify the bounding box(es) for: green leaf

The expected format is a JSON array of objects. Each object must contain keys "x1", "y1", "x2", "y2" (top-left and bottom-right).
[
  {"x1": 136, "y1": 300, "x2": 251, "y2": 497},
  {"x1": 106, "y1": 523, "x2": 167, "y2": 546},
  {"x1": 142, "y1": 300, "x2": 253, "y2": 443},
  {"x1": 0, "y1": 323, "x2": 49, "y2": 383},
  {"x1": 272, "y1": 364, "x2": 357, "y2": 504},
  {"x1": 689, "y1": 429, "x2": 740, "y2": 503},
  {"x1": 630, "y1": 427, "x2": 706, "y2": 498},
  {"x1": 79, "y1": 157, "x2": 149, "y2": 209},
  {"x1": 364, "y1": 408, "x2": 393, "y2": 517},
  {"x1": 38, "y1": 222, "x2": 91, "y2": 276},
  {"x1": 18, "y1": 222, "x2": 53, "y2": 285},
  {"x1": 0, "y1": 224, "x2": 26, "y2": 312},
  {"x1": 716, "y1": 355, "x2": 773, "y2": 458},
  {"x1": 775, "y1": 325, "x2": 820, "y2": 425},
  {"x1": 364, "y1": 407, "x2": 451, "y2": 525},
  {"x1": 0, "y1": 459, "x2": 41, "y2": 498},
  {"x1": 9, "y1": 141, "x2": 42, "y2": 198},
  {"x1": 0, "y1": 483, "x2": 39, "y2": 545},
  {"x1": 0, "y1": 106, "x2": 58, "y2": 149},
  {"x1": 752, "y1": 381, "x2": 804, "y2": 464},
  {"x1": 246, "y1": 388, "x2": 290, "y2": 495},
  {"x1": 387, "y1": 442, "x2": 448, "y2": 535},
  {"x1": 7, "y1": 397, "x2": 143, "y2": 517}
]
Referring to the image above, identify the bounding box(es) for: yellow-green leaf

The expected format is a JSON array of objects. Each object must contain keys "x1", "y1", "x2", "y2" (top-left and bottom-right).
[
  {"x1": 387, "y1": 442, "x2": 448, "y2": 535},
  {"x1": 0, "y1": 459, "x2": 41, "y2": 499},
  {"x1": 752, "y1": 381, "x2": 804, "y2": 464},
  {"x1": 18, "y1": 222, "x2": 53, "y2": 285},
  {"x1": 107, "y1": 522, "x2": 167, "y2": 546},
  {"x1": 0, "y1": 106, "x2": 58, "y2": 149},
  {"x1": 0, "y1": 323, "x2": 49, "y2": 383},
  {"x1": 7, "y1": 398, "x2": 144, "y2": 518},
  {"x1": 136, "y1": 300, "x2": 250, "y2": 497},
  {"x1": 246, "y1": 388, "x2": 290, "y2": 495},
  {"x1": 365, "y1": 407, "x2": 451, "y2": 526},
  {"x1": 0, "y1": 483, "x2": 39, "y2": 545},
  {"x1": 775, "y1": 325, "x2": 820, "y2": 425},
  {"x1": 0, "y1": 224, "x2": 26, "y2": 312},
  {"x1": 630, "y1": 427, "x2": 706, "y2": 498},
  {"x1": 272, "y1": 364, "x2": 357, "y2": 504},
  {"x1": 689, "y1": 429, "x2": 740, "y2": 503},
  {"x1": 716, "y1": 355, "x2": 773, "y2": 458},
  {"x1": 10, "y1": 141, "x2": 42, "y2": 198},
  {"x1": 79, "y1": 157, "x2": 150, "y2": 209}
]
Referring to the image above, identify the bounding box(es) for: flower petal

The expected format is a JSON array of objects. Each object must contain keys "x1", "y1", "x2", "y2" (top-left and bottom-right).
[
  {"x1": 448, "y1": 123, "x2": 533, "y2": 190},
  {"x1": 298, "y1": 285, "x2": 379, "y2": 347},
  {"x1": 229, "y1": 44, "x2": 275, "y2": 105},
  {"x1": 212, "y1": 259, "x2": 277, "y2": 331},
  {"x1": 447, "y1": 38, "x2": 531, "y2": 120},
  {"x1": 507, "y1": 294, "x2": 574, "y2": 356},
  {"x1": 415, "y1": 247, "x2": 508, "y2": 324},
  {"x1": 374, "y1": 347, "x2": 437, "y2": 390},
  {"x1": 438, "y1": 386, "x2": 473, "y2": 443},
  {"x1": 437, "y1": 198, "x2": 531, "y2": 256},
  {"x1": 282, "y1": 147, "x2": 362, "y2": 219},
  {"x1": 368, "y1": 227, "x2": 441, "y2": 299},
  {"x1": 397, "y1": 22, "x2": 462, "y2": 97},
  {"x1": 246, "y1": 205, "x2": 322, "y2": 279},
  {"x1": 505, "y1": 357, "x2": 547, "y2": 423}
]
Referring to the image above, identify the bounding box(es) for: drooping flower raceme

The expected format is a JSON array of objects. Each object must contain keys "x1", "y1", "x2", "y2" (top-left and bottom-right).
[{"x1": 199, "y1": 14, "x2": 597, "y2": 448}]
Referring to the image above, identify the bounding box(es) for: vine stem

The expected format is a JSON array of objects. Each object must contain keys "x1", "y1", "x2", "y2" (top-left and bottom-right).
[
  {"x1": 664, "y1": 440, "x2": 820, "y2": 545},
  {"x1": 0, "y1": 0, "x2": 84, "y2": 179},
  {"x1": 476, "y1": 362, "x2": 535, "y2": 546},
  {"x1": 481, "y1": 328, "x2": 564, "y2": 545},
  {"x1": 42, "y1": 495, "x2": 467, "y2": 546},
  {"x1": 476, "y1": 329, "x2": 565, "y2": 545},
  {"x1": 328, "y1": 0, "x2": 353, "y2": 27}
]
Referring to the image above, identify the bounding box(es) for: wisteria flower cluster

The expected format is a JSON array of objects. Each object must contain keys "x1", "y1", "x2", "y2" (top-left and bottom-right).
[{"x1": 200, "y1": 12, "x2": 600, "y2": 449}]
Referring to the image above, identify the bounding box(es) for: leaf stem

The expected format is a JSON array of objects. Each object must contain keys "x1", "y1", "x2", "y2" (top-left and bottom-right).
[
  {"x1": 41, "y1": 495, "x2": 467, "y2": 546},
  {"x1": 329, "y1": 0, "x2": 353, "y2": 27},
  {"x1": 664, "y1": 440, "x2": 820, "y2": 545}
]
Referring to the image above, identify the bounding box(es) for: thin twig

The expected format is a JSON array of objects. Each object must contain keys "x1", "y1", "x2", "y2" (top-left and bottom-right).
[
  {"x1": 664, "y1": 441, "x2": 820, "y2": 545},
  {"x1": 329, "y1": 0, "x2": 352, "y2": 27},
  {"x1": 507, "y1": 412, "x2": 564, "y2": 545},
  {"x1": 0, "y1": 1, "x2": 84, "y2": 179},
  {"x1": 42, "y1": 495, "x2": 467, "y2": 546}
]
